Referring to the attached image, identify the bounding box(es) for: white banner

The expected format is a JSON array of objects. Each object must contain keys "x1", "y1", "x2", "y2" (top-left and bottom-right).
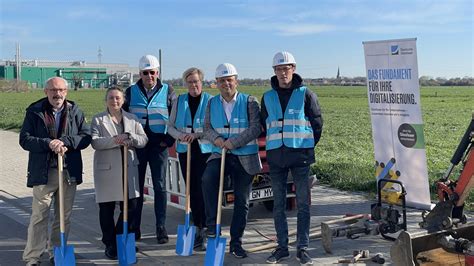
[{"x1": 363, "y1": 38, "x2": 432, "y2": 209}]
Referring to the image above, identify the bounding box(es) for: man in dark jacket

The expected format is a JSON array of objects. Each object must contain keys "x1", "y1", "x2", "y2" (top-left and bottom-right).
[
  {"x1": 261, "y1": 52, "x2": 323, "y2": 265},
  {"x1": 20, "y1": 77, "x2": 91, "y2": 266},
  {"x1": 123, "y1": 55, "x2": 176, "y2": 244}
]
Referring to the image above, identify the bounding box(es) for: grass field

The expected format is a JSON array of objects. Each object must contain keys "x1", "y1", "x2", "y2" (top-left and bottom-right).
[{"x1": 1, "y1": 85, "x2": 473, "y2": 207}]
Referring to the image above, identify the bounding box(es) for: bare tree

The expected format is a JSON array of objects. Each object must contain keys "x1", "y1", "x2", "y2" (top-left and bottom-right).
[{"x1": 71, "y1": 73, "x2": 83, "y2": 91}]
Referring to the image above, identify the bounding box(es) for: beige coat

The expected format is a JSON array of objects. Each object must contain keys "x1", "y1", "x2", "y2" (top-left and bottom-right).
[{"x1": 91, "y1": 110, "x2": 148, "y2": 203}]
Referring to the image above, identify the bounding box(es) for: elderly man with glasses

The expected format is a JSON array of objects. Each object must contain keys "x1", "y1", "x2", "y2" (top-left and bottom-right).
[
  {"x1": 20, "y1": 77, "x2": 91, "y2": 265},
  {"x1": 124, "y1": 54, "x2": 177, "y2": 244}
]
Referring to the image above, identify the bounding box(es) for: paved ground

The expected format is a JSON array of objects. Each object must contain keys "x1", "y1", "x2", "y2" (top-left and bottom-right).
[{"x1": 0, "y1": 129, "x2": 461, "y2": 265}]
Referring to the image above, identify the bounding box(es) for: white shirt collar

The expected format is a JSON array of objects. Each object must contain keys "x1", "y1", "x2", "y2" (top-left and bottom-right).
[
  {"x1": 220, "y1": 92, "x2": 238, "y2": 122},
  {"x1": 219, "y1": 91, "x2": 238, "y2": 103}
]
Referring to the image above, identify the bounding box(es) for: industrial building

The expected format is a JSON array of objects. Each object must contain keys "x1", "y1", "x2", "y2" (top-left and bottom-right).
[{"x1": 1, "y1": 58, "x2": 136, "y2": 89}]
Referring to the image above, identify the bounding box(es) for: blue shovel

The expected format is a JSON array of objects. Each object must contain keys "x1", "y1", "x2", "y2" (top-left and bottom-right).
[
  {"x1": 176, "y1": 143, "x2": 196, "y2": 256},
  {"x1": 204, "y1": 148, "x2": 227, "y2": 266},
  {"x1": 54, "y1": 153, "x2": 75, "y2": 266},
  {"x1": 116, "y1": 146, "x2": 137, "y2": 265}
]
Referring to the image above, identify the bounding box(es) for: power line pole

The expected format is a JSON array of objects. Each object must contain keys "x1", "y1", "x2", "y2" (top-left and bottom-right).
[
  {"x1": 16, "y1": 42, "x2": 21, "y2": 81},
  {"x1": 98, "y1": 46, "x2": 103, "y2": 64}
]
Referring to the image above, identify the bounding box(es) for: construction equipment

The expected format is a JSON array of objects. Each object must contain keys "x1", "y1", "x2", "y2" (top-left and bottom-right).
[
  {"x1": 371, "y1": 253, "x2": 385, "y2": 264},
  {"x1": 337, "y1": 251, "x2": 385, "y2": 264},
  {"x1": 391, "y1": 113, "x2": 474, "y2": 265},
  {"x1": 420, "y1": 113, "x2": 474, "y2": 232},
  {"x1": 321, "y1": 214, "x2": 379, "y2": 254},
  {"x1": 352, "y1": 249, "x2": 370, "y2": 263},
  {"x1": 322, "y1": 159, "x2": 408, "y2": 253},
  {"x1": 371, "y1": 177, "x2": 407, "y2": 240},
  {"x1": 391, "y1": 223, "x2": 474, "y2": 265}
]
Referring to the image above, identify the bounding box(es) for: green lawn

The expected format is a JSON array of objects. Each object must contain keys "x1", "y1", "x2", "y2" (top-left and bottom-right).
[{"x1": 1, "y1": 86, "x2": 473, "y2": 207}]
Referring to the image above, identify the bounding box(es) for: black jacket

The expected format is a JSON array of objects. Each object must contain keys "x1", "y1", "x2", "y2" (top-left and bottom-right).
[
  {"x1": 260, "y1": 74, "x2": 323, "y2": 167},
  {"x1": 123, "y1": 79, "x2": 176, "y2": 148},
  {"x1": 19, "y1": 98, "x2": 91, "y2": 187}
]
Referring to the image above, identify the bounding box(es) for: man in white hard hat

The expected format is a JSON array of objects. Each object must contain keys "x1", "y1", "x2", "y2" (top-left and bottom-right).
[
  {"x1": 124, "y1": 54, "x2": 177, "y2": 244},
  {"x1": 261, "y1": 52, "x2": 323, "y2": 265},
  {"x1": 202, "y1": 63, "x2": 262, "y2": 258}
]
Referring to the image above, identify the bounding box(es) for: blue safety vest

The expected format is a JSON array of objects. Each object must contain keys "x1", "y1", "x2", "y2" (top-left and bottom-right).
[
  {"x1": 263, "y1": 87, "x2": 314, "y2": 150},
  {"x1": 209, "y1": 93, "x2": 258, "y2": 155},
  {"x1": 129, "y1": 83, "x2": 169, "y2": 133},
  {"x1": 175, "y1": 92, "x2": 213, "y2": 153}
]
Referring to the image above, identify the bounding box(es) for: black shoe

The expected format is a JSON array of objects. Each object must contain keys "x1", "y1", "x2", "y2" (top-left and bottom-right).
[
  {"x1": 206, "y1": 227, "x2": 216, "y2": 238},
  {"x1": 135, "y1": 230, "x2": 141, "y2": 241},
  {"x1": 266, "y1": 247, "x2": 290, "y2": 263},
  {"x1": 193, "y1": 228, "x2": 204, "y2": 249},
  {"x1": 296, "y1": 248, "x2": 313, "y2": 265},
  {"x1": 105, "y1": 245, "x2": 118, "y2": 260},
  {"x1": 230, "y1": 245, "x2": 248, "y2": 259},
  {"x1": 156, "y1": 226, "x2": 169, "y2": 244}
]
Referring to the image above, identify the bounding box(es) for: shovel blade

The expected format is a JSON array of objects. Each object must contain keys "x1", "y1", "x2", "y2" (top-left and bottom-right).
[
  {"x1": 116, "y1": 232, "x2": 136, "y2": 265},
  {"x1": 204, "y1": 236, "x2": 226, "y2": 266},
  {"x1": 176, "y1": 224, "x2": 196, "y2": 256},
  {"x1": 53, "y1": 245, "x2": 75, "y2": 266}
]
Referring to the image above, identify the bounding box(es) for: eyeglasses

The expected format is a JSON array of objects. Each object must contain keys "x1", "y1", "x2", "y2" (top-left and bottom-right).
[
  {"x1": 186, "y1": 79, "x2": 201, "y2": 85},
  {"x1": 142, "y1": 70, "x2": 156, "y2": 76},
  {"x1": 48, "y1": 88, "x2": 67, "y2": 93},
  {"x1": 274, "y1": 66, "x2": 294, "y2": 73}
]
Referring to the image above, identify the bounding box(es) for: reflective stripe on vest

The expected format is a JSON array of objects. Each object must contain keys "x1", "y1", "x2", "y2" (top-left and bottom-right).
[
  {"x1": 129, "y1": 83, "x2": 169, "y2": 133},
  {"x1": 175, "y1": 92, "x2": 213, "y2": 153},
  {"x1": 209, "y1": 93, "x2": 258, "y2": 155},
  {"x1": 264, "y1": 87, "x2": 314, "y2": 150}
]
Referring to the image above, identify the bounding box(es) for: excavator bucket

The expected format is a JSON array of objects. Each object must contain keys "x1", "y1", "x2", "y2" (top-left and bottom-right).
[{"x1": 390, "y1": 222, "x2": 474, "y2": 266}]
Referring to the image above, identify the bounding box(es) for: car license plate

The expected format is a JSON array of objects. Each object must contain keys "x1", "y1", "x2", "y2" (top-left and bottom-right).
[{"x1": 250, "y1": 187, "x2": 273, "y2": 200}]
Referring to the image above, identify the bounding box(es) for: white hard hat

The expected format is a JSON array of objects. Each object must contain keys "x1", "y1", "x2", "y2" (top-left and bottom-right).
[
  {"x1": 139, "y1": 55, "x2": 160, "y2": 71},
  {"x1": 215, "y1": 63, "x2": 238, "y2": 79},
  {"x1": 272, "y1": 51, "x2": 296, "y2": 67}
]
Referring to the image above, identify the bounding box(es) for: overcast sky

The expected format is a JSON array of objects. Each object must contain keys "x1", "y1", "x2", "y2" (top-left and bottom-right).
[{"x1": 1, "y1": 0, "x2": 472, "y2": 79}]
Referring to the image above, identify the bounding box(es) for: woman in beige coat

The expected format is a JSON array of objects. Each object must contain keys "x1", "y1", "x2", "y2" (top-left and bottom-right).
[{"x1": 91, "y1": 86, "x2": 148, "y2": 259}]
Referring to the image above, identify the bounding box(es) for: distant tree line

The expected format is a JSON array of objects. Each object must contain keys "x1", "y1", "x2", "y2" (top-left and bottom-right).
[
  {"x1": 163, "y1": 76, "x2": 473, "y2": 87},
  {"x1": 418, "y1": 76, "x2": 474, "y2": 86}
]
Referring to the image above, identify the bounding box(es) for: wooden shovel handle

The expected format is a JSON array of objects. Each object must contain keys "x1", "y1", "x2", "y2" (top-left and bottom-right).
[
  {"x1": 185, "y1": 143, "x2": 192, "y2": 214},
  {"x1": 58, "y1": 153, "x2": 65, "y2": 233},
  {"x1": 216, "y1": 148, "x2": 227, "y2": 225},
  {"x1": 123, "y1": 146, "x2": 128, "y2": 222}
]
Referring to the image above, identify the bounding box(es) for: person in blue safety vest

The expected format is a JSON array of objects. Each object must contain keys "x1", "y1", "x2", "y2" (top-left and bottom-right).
[
  {"x1": 202, "y1": 63, "x2": 262, "y2": 259},
  {"x1": 261, "y1": 51, "x2": 323, "y2": 265},
  {"x1": 123, "y1": 54, "x2": 177, "y2": 244},
  {"x1": 167, "y1": 67, "x2": 212, "y2": 250}
]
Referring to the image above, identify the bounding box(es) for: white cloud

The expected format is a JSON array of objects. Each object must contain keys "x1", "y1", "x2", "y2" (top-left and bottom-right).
[
  {"x1": 66, "y1": 8, "x2": 111, "y2": 21},
  {"x1": 187, "y1": 16, "x2": 337, "y2": 36},
  {"x1": 276, "y1": 24, "x2": 337, "y2": 36},
  {"x1": 200, "y1": 0, "x2": 473, "y2": 35},
  {"x1": 0, "y1": 23, "x2": 56, "y2": 48}
]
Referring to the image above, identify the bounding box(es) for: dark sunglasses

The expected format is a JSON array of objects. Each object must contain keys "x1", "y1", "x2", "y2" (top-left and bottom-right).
[{"x1": 142, "y1": 70, "x2": 156, "y2": 75}]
